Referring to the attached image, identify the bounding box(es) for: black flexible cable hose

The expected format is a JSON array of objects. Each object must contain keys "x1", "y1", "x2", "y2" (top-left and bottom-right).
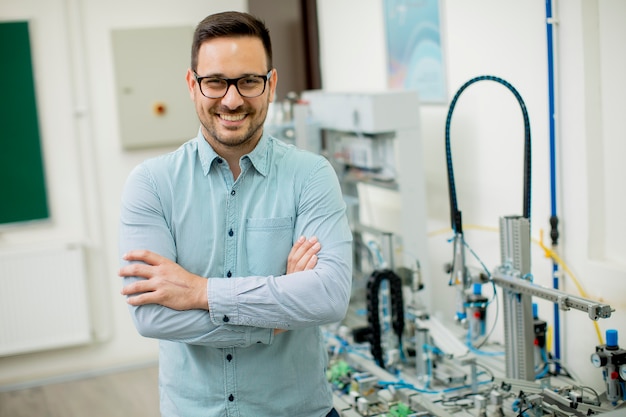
[
  {"x1": 366, "y1": 269, "x2": 405, "y2": 369},
  {"x1": 445, "y1": 75, "x2": 532, "y2": 233}
]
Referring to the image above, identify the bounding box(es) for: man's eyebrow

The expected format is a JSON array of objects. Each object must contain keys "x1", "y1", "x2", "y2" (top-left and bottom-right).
[
  {"x1": 196, "y1": 72, "x2": 224, "y2": 78},
  {"x1": 197, "y1": 72, "x2": 265, "y2": 78}
]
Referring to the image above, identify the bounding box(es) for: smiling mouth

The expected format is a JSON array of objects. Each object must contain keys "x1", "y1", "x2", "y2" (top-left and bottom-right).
[{"x1": 219, "y1": 113, "x2": 246, "y2": 122}]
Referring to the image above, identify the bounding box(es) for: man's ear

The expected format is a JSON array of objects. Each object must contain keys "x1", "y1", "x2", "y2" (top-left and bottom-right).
[
  {"x1": 268, "y1": 68, "x2": 278, "y2": 103},
  {"x1": 185, "y1": 68, "x2": 196, "y2": 100}
]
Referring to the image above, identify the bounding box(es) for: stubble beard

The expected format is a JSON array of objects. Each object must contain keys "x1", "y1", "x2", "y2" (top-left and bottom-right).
[{"x1": 201, "y1": 102, "x2": 269, "y2": 151}]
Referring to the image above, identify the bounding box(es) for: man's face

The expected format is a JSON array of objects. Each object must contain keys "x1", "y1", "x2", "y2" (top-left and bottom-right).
[{"x1": 186, "y1": 36, "x2": 276, "y2": 152}]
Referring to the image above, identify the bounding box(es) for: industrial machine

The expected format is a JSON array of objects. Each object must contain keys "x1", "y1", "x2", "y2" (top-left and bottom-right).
[{"x1": 286, "y1": 89, "x2": 622, "y2": 417}]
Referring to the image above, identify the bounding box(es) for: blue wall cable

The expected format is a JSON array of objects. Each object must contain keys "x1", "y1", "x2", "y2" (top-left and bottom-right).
[{"x1": 545, "y1": 0, "x2": 562, "y2": 369}]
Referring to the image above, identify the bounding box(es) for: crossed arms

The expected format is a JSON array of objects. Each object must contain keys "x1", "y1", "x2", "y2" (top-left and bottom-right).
[{"x1": 119, "y1": 235, "x2": 321, "y2": 311}]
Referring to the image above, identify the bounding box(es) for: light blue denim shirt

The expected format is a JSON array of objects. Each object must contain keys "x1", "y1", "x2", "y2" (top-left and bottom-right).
[{"x1": 119, "y1": 130, "x2": 353, "y2": 417}]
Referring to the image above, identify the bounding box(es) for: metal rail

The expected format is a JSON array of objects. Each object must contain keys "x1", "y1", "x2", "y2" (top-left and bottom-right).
[{"x1": 491, "y1": 270, "x2": 614, "y2": 321}]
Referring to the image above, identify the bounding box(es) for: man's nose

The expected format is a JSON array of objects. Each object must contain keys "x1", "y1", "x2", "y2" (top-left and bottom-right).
[{"x1": 220, "y1": 84, "x2": 244, "y2": 108}]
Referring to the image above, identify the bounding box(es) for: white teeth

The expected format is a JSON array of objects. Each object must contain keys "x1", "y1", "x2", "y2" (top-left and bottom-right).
[{"x1": 220, "y1": 114, "x2": 245, "y2": 122}]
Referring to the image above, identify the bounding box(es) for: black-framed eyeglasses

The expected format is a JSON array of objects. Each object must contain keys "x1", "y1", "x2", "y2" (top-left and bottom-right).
[{"x1": 193, "y1": 70, "x2": 273, "y2": 99}]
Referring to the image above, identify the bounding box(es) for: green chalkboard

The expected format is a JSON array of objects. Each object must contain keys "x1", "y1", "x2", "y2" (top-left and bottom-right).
[{"x1": 0, "y1": 21, "x2": 49, "y2": 225}]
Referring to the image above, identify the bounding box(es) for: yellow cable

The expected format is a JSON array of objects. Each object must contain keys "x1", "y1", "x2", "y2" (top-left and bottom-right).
[{"x1": 536, "y1": 230, "x2": 604, "y2": 345}]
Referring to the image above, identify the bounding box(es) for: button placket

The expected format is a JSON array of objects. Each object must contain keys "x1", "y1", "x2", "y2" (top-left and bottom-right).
[
  {"x1": 224, "y1": 347, "x2": 237, "y2": 413},
  {"x1": 224, "y1": 182, "x2": 237, "y2": 285}
]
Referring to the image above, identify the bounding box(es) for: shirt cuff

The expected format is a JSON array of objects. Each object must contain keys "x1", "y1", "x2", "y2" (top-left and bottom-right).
[
  {"x1": 248, "y1": 327, "x2": 274, "y2": 345},
  {"x1": 208, "y1": 277, "x2": 238, "y2": 324},
  {"x1": 208, "y1": 277, "x2": 273, "y2": 345}
]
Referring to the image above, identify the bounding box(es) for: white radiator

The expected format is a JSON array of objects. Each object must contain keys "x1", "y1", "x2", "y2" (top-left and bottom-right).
[{"x1": 0, "y1": 244, "x2": 92, "y2": 356}]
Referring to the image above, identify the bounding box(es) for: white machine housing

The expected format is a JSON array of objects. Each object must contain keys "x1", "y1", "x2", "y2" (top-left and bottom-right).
[{"x1": 301, "y1": 90, "x2": 431, "y2": 310}]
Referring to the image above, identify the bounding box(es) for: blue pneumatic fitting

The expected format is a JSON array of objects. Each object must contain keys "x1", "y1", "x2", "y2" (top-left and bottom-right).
[
  {"x1": 606, "y1": 329, "x2": 618, "y2": 348},
  {"x1": 473, "y1": 283, "x2": 482, "y2": 295}
]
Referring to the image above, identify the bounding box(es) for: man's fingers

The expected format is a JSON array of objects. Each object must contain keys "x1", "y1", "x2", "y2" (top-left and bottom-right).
[
  {"x1": 122, "y1": 249, "x2": 163, "y2": 265},
  {"x1": 119, "y1": 263, "x2": 155, "y2": 279},
  {"x1": 119, "y1": 250, "x2": 171, "y2": 278},
  {"x1": 118, "y1": 250, "x2": 207, "y2": 310},
  {"x1": 126, "y1": 291, "x2": 156, "y2": 306},
  {"x1": 306, "y1": 239, "x2": 321, "y2": 255},
  {"x1": 121, "y1": 278, "x2": 153, "y2": 296},
  {"x1": 123, "y1": 279, "x2": 166, "y2": 305},
  {"x1": 296, "y1": 251, "x2": 317, "y2": 271},
  {"x1": 293, "y1": 236, "x2": 319, "y2": 258},
  {"x1": 293, "y1": 240, "x2": 320, "y2": 271},
  {"x1": 304, "y1": 254, "x2": 317, "y2": 270},
  {"x1": 287, "y1": 236, "x2": 307, "y2": 259},
  {"x1": 126, "y1": 293, "x2": 144, "y2": 306},
  {"x1": 287, "y1": 236, "x2": 321, "y2": 274}
]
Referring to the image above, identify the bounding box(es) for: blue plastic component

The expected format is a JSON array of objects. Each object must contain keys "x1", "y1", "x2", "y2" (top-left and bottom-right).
[
  {"x1": 606, "y1": 329, "x2": 618, "y2": 348},
  {"x1": 473, "y1": 283, "x2": 482, "y2": 295},
  {"x1": 533, "y1": 303, "x2": 538, "y2": 319}
]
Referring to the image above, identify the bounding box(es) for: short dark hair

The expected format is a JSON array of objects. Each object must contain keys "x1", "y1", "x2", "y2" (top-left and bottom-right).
[{"x1": 191, "y1": 11, "x2": 273, "y2": 72}]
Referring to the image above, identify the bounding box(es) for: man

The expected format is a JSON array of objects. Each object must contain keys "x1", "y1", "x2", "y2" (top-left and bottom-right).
[{"x1": 118, "y1": 11, "x2": 353, "y2": 417}]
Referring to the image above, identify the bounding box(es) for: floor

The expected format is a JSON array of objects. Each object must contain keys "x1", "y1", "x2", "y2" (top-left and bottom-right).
[{"x1": 0, "y1": 365, "x2": 160, "y2": 417}]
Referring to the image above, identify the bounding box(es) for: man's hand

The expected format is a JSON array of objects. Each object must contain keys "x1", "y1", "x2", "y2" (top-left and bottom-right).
[
  {"x1": 287, "y1": 236, "x2": 320, "y2": 274},
  {"x1": 119, "y1": 250, "x2": 208, "y2": 311}
]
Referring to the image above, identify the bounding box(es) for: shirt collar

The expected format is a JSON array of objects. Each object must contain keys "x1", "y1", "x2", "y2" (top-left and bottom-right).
[{"x1": 195, "y1": 129, "x2": 271, "y2": 177}]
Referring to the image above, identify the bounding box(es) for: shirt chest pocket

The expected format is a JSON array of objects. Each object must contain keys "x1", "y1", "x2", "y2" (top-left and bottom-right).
[{"x1": 245, "y1": 217, "x2": 293, "y2": 276}]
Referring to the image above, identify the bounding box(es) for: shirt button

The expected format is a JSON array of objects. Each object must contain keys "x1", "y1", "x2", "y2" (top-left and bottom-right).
[
  {"x1": 226, "y1": 354, "x2": 233, "y2": 361},
  {"x1": 228, "y1": 394, "x2": 234, "y2": 402},
  {"x1": 230, "y1": 189, "x2": 236, "y2": 196},
  {"x1": 227, "y1": 271, "x2": 232, "y2": 278},
  {"x1": 216, "y1": 158, "x2": 223, "y2": 164},
  {"x1": 223, "y1": 315, "x2": 230, "y2": 323},
  {"x1": 228, "y1": 228, "x2": 234, "y2": 236}
]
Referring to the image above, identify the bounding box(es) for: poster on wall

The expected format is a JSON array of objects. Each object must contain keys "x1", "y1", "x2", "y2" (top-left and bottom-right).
[{"x1": 383, "y1": 0, "x2": 447, "y2": 103}]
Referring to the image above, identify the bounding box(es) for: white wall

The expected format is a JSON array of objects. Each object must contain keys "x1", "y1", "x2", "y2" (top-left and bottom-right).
[
  {"x1": 0, "y1": 0, "x2": 246, "y2": 387},
  {"x1": 0, "y1": 0, "x2": 624, "y2": 394},
  {"x1": 318, "y1": 0, "x2": 625, "y2": 391}
]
